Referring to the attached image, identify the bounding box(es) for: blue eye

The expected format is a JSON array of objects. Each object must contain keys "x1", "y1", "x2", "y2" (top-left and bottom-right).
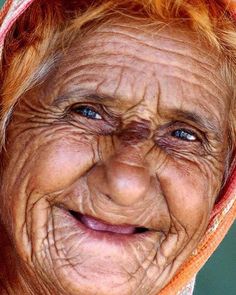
[
  {"x1": 73, "y1": 106, "x2": 102, "y2": 120},
  {"x1": 171, "y1": 129, "x2": 197, "y2": 141}
]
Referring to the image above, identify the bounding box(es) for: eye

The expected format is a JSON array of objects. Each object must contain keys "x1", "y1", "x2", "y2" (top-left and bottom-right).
[
  {"x1": 72, "y1": 105, "x2": 102, "y2": 120},
  {"x1": 171, "y1": 129, "x2": 197, "y2": 141}
]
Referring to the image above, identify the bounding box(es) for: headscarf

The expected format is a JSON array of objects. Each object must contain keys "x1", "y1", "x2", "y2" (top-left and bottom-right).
[{"x1": 0, "y1": 1, "x2": 235, "y2": 294}]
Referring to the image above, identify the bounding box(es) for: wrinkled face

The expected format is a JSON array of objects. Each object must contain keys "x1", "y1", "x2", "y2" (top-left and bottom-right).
[{"x1": 0, "y1": 18, "x2": 230, "y2": 295}]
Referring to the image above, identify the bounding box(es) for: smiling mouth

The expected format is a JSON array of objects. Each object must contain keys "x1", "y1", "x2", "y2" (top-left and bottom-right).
[{"x1": 69, "y1": 210, "x2": 149, "y2": 235}]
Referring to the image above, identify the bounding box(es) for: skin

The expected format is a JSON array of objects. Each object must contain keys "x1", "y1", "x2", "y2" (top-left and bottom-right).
[{"x1": 0, "y1": 18, "x2": 231, "y2": 295}]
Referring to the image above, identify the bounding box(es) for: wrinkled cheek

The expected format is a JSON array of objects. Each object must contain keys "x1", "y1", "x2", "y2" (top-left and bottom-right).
[
  {"x1": 23, "y1": 198, "x2": 52, "y2": 264},
  {"x1": 28, "y1": 140, "x2": 95, "y2": 193},
  {"x1": 159, "y1": 163, "x2": 216, "y2": 236},
  {"x1": 0, "y1": 136, "x2": 96, "y2": 264}
]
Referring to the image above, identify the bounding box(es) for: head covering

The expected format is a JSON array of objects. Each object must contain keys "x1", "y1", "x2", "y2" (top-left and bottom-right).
[{"x1": 0, "y1": 1, "x2": 235, "y2": 294}]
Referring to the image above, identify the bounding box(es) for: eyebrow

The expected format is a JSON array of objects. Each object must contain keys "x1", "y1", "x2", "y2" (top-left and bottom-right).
[
  {"x1": 55, "y1": 89, "x2": 222, "y2": 140},
  {"x1": 54, "y1": 90, "x2": 115, "y2": 105},
  {"x1": 169, "y1": 109, "x2": 221, "y2": 140}
]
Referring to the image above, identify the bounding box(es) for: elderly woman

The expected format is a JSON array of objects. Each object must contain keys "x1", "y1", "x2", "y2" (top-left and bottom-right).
[{"x1": 0, "y1": 0, "x2": 235, "y2": 294}]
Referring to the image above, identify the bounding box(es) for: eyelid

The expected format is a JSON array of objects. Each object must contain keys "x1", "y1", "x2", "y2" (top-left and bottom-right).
[
  {"x1": 70, "y1": 102, "x2": 104, "y2": 115},
  {"x1": 68, "y1": 102, "x2": 120, "y2": 128},
  {"x1": 157, "y1": 121, "x2": 205, "y2": 142}
]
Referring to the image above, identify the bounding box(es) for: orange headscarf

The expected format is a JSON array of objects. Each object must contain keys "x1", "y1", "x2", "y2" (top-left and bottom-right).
[{"x1": 0, "y1": 1, "x2": 235, "y2": 294}]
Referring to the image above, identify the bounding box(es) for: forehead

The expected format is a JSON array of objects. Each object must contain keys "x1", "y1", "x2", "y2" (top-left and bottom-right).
[{"x1": 52, "y1": 18, "x2": 229, "y2": 130}]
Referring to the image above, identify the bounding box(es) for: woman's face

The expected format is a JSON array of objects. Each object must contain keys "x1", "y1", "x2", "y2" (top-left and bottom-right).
[{"x1": 0, "y1": 19, "x2": 230, "y2": 294}]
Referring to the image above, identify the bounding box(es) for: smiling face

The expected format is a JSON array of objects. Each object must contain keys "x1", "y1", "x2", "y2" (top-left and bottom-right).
[{"x1": 0, "y1": 18, "x2": 230, "y2": 295}]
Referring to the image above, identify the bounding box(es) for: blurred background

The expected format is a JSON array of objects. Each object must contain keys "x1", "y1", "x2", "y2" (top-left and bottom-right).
[{"x1": 0, "y1": 0, "x2": 235, "y2": 294}]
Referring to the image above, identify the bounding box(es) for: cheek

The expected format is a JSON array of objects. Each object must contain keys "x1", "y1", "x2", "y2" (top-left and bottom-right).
[
  {"x1": 159, "y1": 159, "x2": 220, "y2": 233},
  {"x1": 0, "y1": 132, "x2": 96, "y2": 228},
  {"x1": 28, "y1": 138, "x2": 96, "y2": 193}
]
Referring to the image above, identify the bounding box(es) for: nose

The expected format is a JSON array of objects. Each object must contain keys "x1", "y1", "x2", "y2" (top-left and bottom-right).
[{"x1": 89, "y1": 147, "x2": 151, "y2": 206}]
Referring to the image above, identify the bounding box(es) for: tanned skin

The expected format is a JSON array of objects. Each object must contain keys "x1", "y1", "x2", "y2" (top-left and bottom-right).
[{"x1": 0, "y1": 18, "x2": 230, "y2": 294}]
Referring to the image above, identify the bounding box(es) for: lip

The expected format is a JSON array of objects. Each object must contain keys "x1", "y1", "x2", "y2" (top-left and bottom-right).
[
  {"x1": 70, "y1": 210, "x2": 150, "y2": 234},
  {"x1": 55, "y1": 206, "x2": 156, "y2": 243}
]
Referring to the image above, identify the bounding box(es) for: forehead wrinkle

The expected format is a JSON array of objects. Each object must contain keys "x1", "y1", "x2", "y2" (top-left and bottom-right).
[
  {"x1": 55, "y1": 65, "x2": 147, "y2": 106},
  {"x1": 94, "y1": 24, "x2": 219, "y2": 65},
  {"x1": 56, "y1": 63, "x2": 224, "y2": 113},
  {"x1": 76, "y1": 34, "x2": 215, "y2": 73},
  {"x1": 59, "y1": 50, "x2": 223, "y2": 100},
  {"x1": 76, "y1": 45, "x2": 217, "y2": 82},
  {"x1": 63, "y1": 40, "x2": 224, "y2": 98},
  {"x1": 54, "y1": 52, "x2": 226, "y2": 107},
  {"x1": 84, "y1": 30, "x2": 216, "y2": 68},
  {"x1": 163, "y1": 74, "x2": 223, "y2": 102}
]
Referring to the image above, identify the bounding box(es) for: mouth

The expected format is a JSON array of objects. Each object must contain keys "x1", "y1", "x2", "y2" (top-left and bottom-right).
[{"x1": 69, "y1": 210, "x2": 149, "y2": 235}]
